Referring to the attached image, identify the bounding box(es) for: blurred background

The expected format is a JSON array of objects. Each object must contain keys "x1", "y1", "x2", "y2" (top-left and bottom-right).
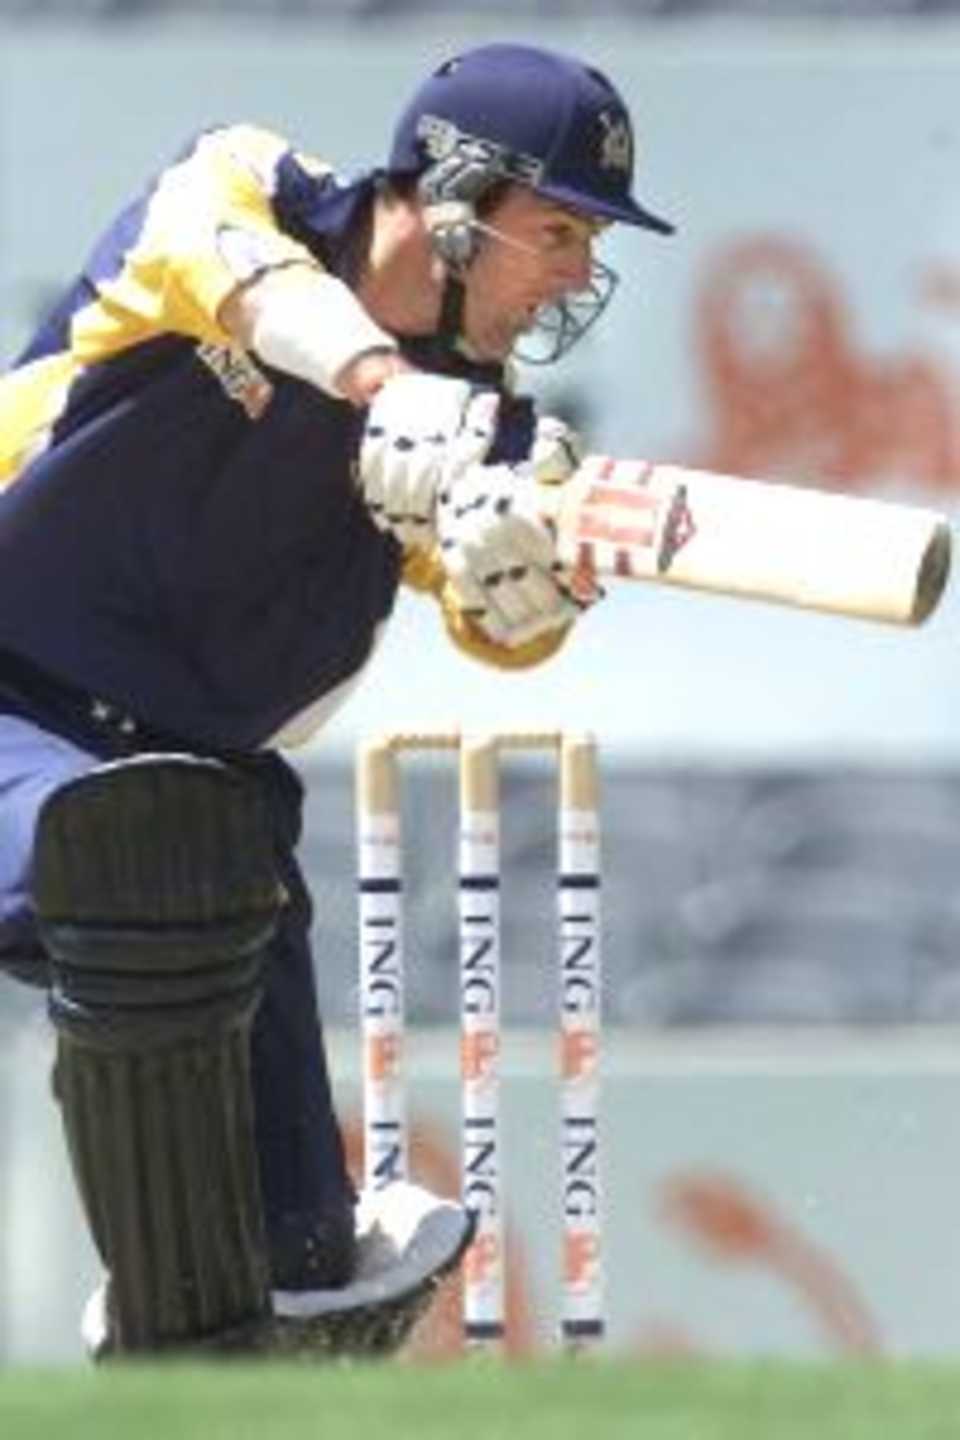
[{"x1": 2, "y1": 0, "x2": 960, "y2": 1366}]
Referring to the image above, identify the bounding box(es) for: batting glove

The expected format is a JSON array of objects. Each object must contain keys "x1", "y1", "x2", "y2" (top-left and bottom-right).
[
  {"x1": 437, "y1": 415, "x2": 602, "y2": 649},
  {"x1": 357, "y1": 373, "x2": 499, "y2": 550}
]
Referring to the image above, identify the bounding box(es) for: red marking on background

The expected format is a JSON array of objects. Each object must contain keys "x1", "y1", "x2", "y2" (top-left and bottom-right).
[
  {"x1": 692, "y1": 235, "x2": 960, "y2": 494},
  {"x1": 657, "y1": 1169, "x2": 883, "y2": 1357},
  {"x1": 917, "y1": 262, "x2": 960, "y2": 313},
  {"x1": 345, "y1": 1116, "x2": 887, "y2": 1359}
]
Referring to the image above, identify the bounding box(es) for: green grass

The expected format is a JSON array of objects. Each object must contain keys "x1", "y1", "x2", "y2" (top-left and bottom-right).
[{"x1": 2, "y1": 1358, "x2": 960, "y2": 1440}]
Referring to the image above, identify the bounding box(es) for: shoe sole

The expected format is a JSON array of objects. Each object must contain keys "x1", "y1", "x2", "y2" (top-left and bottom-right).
[{"x1": 271, "y1": 1202, "x2": 476, "y2": 1320}]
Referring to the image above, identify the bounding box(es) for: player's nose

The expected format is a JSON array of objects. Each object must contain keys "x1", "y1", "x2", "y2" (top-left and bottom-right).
[{"x1": 552, "y1": 241, "x2": 595, "y2": 296}]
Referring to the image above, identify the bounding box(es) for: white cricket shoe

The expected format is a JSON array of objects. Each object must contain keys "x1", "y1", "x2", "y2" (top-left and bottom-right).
[
  {"x1": 82, "y1": 1181, "x2": 474, "y2": 1361},
  {"x1": 81, "y1": 1285, "x2": 111, "y2": 1359},
  {"x1": 270, "y1": 1181, "x2": 475, "y2": 1358}
]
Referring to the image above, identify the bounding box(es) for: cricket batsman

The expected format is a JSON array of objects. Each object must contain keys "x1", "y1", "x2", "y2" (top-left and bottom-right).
[{"x1": 0, "y1": 41, "x2": 673, "y2": 1358}]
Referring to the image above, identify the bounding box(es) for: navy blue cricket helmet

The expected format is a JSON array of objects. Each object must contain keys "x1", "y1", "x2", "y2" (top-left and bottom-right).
[{"x1": 388, "y1": 42, "x2": 674, "y2": 236}]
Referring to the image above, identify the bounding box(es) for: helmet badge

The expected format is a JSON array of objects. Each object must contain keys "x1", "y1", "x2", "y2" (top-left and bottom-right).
[{"x1": 598, "y1": 110, "x2": 632, "y2": 173}]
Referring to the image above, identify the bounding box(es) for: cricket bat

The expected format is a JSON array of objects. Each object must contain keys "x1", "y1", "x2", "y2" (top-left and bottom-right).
[{"x1": 535, "y1": 457, "x2": 952, "y2": 626}]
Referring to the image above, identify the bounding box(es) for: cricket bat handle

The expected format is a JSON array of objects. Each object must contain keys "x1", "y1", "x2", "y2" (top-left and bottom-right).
[{"x1": 536, "y1": 457, "x2": 953, "y2": 627}]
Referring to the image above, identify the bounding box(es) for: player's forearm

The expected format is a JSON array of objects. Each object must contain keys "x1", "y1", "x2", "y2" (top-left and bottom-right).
[{"x1": 220, "y1": 265, "x2": 411, "y2": 405}]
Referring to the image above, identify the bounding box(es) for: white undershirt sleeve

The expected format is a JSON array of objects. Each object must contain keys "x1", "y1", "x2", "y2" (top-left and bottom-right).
[{"x1": 249, "y1": 270, "x2": 398, "y2": 398}]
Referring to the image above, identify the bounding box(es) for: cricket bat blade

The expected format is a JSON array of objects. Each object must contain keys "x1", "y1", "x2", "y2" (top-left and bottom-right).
[{"x1": 538, "y1": 457, "x2": 952, "y2": 626}]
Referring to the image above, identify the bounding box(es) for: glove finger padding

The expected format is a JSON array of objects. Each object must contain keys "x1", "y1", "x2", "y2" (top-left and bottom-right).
[
  {"x1": 445, "y1": 390, "x2": 501, "y2": 479},
  {"x1": 486, "y1": 565, "x2": 573, "y2": 635},
  {"x1": 440, "y1": 463, "x2": 557, "y2": 571},
  {"x1": 447, "y1": 560, "x2": 580, "y2": 648},
  {"x1": 358, "y1": 374, "x2": 499, "y2": 549},
  {"x1": 439, "y1": 457, "x2": 588, "y2": 648}
]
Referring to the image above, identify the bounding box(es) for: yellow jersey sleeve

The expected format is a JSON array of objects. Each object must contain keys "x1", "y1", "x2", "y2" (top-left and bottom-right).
[
  {"x1": 74, "y1": 124, "x2": 328, "y2": 361},
  {"x1": 0, "y1": 125, "x2": 330, "y2": 488}
]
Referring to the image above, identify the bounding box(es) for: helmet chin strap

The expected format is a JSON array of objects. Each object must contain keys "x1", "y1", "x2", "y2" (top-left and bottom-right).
[
  {"x1": 437, "y1": 269, "x2": 468, "y2": 350},
  {"x1": 417, "y1": 140, "x2": 504, "y2": 359},
  {"x1": 398, "y1": 221, "x2": 502, "y2": 384},
  {"x1": 420, "y1": 193, "x2": 479, "y2": 356}
]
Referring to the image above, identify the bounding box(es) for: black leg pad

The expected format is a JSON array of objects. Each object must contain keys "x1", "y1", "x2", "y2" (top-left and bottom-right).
[{"x1": 34, "y1": 755, "x2": 285, "y2": 1354}]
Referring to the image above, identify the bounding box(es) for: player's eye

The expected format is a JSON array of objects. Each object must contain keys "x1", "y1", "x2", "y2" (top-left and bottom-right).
[{"x1": 543, "y1": 223, "x2": 586, "y2": 253}]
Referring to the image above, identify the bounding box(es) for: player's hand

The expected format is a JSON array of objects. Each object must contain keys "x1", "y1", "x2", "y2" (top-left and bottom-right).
[
  {"x1": 437, "y1": 415, "x2": 602, "y2": 649},
  {"x1": 357, "y1": 374, "x2": 499, "y2": 549}
]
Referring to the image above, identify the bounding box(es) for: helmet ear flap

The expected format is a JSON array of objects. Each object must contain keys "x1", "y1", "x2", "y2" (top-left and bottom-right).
[
  {"x1": 422, "y1": 197, "x2": 478, "y2": 269},
  {"x1": 417, "y1": 144, "x2": 500, "y2": 271}
]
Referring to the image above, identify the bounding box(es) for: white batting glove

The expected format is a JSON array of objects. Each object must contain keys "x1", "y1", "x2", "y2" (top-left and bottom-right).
[
  {"x1": 437, "y1": 416, "x2": 602, "y2": 649},
  {"x1": 358, "y1": 373, "x2": 499, "y2": 549}
]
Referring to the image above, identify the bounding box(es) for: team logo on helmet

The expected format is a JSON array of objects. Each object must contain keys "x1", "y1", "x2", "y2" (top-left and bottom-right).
[{"x1": 598, "y1": 110, "x2": 632, "y2": 174}]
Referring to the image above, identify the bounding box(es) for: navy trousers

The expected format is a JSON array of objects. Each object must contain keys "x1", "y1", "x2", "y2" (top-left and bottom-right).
[{"x1": 0, "y1": 710, "x2": 355, "y2": 1276}]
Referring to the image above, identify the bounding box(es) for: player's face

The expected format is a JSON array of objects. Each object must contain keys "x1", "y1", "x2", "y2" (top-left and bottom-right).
[{"x1": 461, "y1": 189, "x2": 607, "y2": 361}]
